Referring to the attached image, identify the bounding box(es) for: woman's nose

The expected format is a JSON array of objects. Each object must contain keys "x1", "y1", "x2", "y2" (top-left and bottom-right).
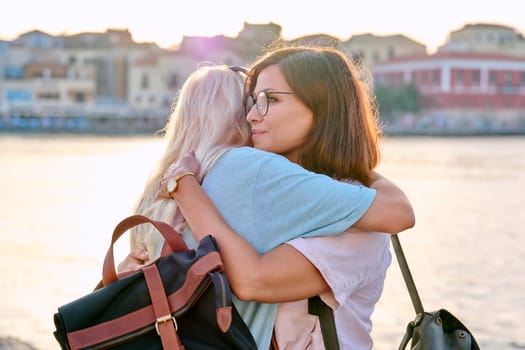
[{"x1": 246, "y1": 106, "x2": 262, "y2": 124}]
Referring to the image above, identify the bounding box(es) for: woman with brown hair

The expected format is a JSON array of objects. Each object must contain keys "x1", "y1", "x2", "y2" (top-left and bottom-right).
[{"x1": 123, "y1": 47, "x2": 414, "y2": 349}]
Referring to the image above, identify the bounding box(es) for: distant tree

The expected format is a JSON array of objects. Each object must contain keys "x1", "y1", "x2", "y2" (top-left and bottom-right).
[{"x1": 374, "y1": 83, "x2": 420, "y2": 121}]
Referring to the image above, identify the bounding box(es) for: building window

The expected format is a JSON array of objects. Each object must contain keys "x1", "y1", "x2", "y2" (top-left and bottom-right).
[
  {"x1": 455, "y1": 70, "x2": 464, "y2": 86},
  {"x1": 472, "y1": 70, "x2": 480, "y2": 86},
  {"x1": 5, "y1": 66, "x2": 25, "y2": 79},
  {"x1": 37, "y1": 92, "x2": 60, "y2": 100},
  {"x1": 167, "y1": 74, "x2": 178, "y2": 89},
  {"x1": 489, "y1": 71, "x2": 497, "y2": 86},
  {"x1": 504, "y1": 72, "x2": 513, "y2": 87},
  {"x1": 163, "y1": 97, "x2": 172, "y2": 108},
  {"x1": 6, "y1": 89, "x2": 31, "y2": 101},
  {"x1": 373, "y1": 51, "x2": 380, "y2": 63},
  {"x1": 432, "y1": 70, "x2": 440, "y2": 86},
  {"x1": 72, "y1": 92, "x2": 86, "y2": 102},
  {"x1": 475, "y1": 33, "x2": 482, "y2": 42},
  {"x1": 387, "y1": 47, "x2": 395, "y2": 59},
  {"x1": 141, "y1": 74, "x2": 149, "y2": 89},
  {"x1": 421, "y1": 71, "x2": 428, "y2": 86},
  {"x1": 499, "y1": 34, "x2": 512, "y2": 45}
]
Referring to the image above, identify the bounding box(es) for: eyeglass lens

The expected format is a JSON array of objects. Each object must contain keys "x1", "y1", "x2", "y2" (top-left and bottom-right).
[
  {"x1": 246, "y1": 91, "x2": 295, "y2": 117},
  {"x1": 255, "y1": 92, "x2": 269, "y2": 116},
  {"x1": 245, "y1": 91, "x2": 268, "y2": 117}
]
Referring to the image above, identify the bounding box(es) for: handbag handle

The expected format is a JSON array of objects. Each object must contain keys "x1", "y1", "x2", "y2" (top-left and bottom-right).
[
  {"x1": 390, "y1": 234, "x2": 424, "y2": 315},
  {"x1": 100, "y1": 214, "x2": 188, "y2": 288}
]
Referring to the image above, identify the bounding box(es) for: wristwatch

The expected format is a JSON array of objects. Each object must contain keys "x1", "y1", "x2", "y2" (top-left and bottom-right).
[{"x1": 166, "y1": 172, "x2": 195, "y2": 196}]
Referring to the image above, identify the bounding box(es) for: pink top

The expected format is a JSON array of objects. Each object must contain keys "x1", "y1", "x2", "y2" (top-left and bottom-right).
[{"x1": 273, "y1": 229, "x2": 391, "y2": 350}]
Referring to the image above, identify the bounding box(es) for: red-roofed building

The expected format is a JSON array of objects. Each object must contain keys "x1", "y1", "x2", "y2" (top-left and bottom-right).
[{"x1": 374, "y1": 52, "x2": 525, "y2": 111}]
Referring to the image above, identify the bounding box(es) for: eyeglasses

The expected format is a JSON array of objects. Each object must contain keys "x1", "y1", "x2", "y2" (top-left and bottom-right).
[{"x1": 246, "y1": 91, "x2": 295, "y2": 117}]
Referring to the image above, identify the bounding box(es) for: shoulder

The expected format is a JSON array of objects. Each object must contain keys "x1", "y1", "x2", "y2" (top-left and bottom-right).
[
  {"x1": 205, "y1": 147, "x2": 293, "y2": 187},
  {"x1": 215, "y1": 147, "x2": 306, "y2": 176},
  {"x1": 221, "y1": 147, "x2": 293, "y2": 164}
]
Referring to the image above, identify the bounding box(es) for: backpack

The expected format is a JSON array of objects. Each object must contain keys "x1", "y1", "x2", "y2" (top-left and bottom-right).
[{"x1": 53, "y1": 215, "x2": 257, "y2": 349}]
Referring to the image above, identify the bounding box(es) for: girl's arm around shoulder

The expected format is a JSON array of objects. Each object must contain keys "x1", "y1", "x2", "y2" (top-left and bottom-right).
[
  {"x1": 213, "y1": 147, "x2": 378, "y2": 247},
  {"x1": 172, "y1": 174, "x2": 329, "y2": 302},
  {"x1": 353, "y1": 171, "x2": 415, "y2": 234}
]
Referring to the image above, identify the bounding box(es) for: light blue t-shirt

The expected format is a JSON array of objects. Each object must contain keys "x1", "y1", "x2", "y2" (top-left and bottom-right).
[{"x1": 181, "y1": 147, "x2": 375, "y2": 350}]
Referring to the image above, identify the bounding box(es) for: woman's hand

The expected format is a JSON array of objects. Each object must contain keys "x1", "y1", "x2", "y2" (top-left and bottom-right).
[
  {"x1": 117, "y1": 249, "x2": 149, "y2": 278},
  {"x1": 158, "y1": 150, "x2": 201, "y2": 199}
]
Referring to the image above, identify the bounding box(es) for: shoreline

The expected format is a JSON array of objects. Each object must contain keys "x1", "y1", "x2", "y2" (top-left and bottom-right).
[
  {"x1": 383, "y1": 129, "x2": 525, "y2": 137},
  {"x1": 2, "y1": 112, "x2": 525, "y2": 137}
]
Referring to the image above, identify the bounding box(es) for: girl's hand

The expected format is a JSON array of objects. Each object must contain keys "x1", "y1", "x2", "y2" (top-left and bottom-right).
[
  {"x1": 117, "y1": 249, "x2": 149, "y2": 278},
  {"x1": 158, "y1": 150, "x2": 201, "y2": 199}
]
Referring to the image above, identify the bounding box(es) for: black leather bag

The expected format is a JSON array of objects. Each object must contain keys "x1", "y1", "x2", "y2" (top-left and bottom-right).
[
  {"x1": 392, "y1": 235, "x2": 480, "y2": 350},
  {"x1": 399, "y1": 309, "x2": 479, "y2": 350},
  {"x1": 53, "y1": 215, "x2": 257, "y2": 350}
]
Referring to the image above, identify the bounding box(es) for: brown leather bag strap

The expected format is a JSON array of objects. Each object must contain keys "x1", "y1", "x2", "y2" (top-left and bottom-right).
[
  {"x1": 102, "y1": 215, "x2": 188, "y2": 287},
  {"x1": 67, "y1": 253, "x2": 223, "y2": 349},
  {"x1": 143, "y1": 265, "x2": 185, "y2": 350},
  {"x1": 160, "y1": 208, "x2": 186, "y2": 256}
]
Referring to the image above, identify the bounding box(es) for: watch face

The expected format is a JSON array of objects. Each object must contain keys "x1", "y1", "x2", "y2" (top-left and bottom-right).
[{"x1": 167, "y1": 178, "x2": 177, "y2": 193}]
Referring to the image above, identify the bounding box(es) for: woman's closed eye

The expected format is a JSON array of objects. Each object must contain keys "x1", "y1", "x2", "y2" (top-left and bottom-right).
[{"x1": 265, "y1": 93, "x2": 279, "y2": 103}]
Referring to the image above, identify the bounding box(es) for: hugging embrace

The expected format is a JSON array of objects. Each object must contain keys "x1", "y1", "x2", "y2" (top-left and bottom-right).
[{"x1": 121, "y1": 45, "x2": 415, "y2": 350}]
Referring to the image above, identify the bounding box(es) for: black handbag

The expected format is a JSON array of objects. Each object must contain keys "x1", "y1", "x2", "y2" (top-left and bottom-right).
[
  {"x1": 53, "y1": 215, "x2": 257, "y2": 350},
  {"x1": 391, "y1": 235, "x2": 480, "y2": 350}
]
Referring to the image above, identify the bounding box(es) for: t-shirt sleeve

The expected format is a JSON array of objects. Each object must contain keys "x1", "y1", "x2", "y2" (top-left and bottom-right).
[
  {"x1": 284, "y1": 236, "x2": 344, "y2": 309},
  {"x1": 251, "y1": 154, "x2": 375, "y2": 251},
  {"x1": 284, "y1": 231, "x2": 390, "y2": 310}
]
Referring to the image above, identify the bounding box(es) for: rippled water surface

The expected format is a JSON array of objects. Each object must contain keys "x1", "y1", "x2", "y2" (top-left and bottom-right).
[{"x1": 1, "y1": 134, "x2": 523, "y2": 349}]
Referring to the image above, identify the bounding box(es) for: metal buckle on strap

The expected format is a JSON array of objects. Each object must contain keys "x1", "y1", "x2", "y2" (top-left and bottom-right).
[{"x1": 155, "y1": 315, "x2": 177, "y2": 335}]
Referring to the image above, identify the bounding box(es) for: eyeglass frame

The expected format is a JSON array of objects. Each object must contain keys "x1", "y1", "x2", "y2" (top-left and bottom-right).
[
  {"x1": 228, "y1": 65, "x2": 249, "y2": 74},
  {"x1": 246, "y1": 91, "x2": 296, "y2": 117},
  {"x1": 228, "y1": 66, "x2": 296, "y2": 117}
]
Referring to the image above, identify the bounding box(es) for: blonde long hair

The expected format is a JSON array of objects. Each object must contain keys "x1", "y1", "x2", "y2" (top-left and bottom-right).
[{"x1": 131, "y1": 65, "x2": 250, "y2": 260}]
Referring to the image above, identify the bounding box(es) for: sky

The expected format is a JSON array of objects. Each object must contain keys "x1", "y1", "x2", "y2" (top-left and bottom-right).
[{"x1": 1, "y1": 0, "x2": 524, "y2": 53}]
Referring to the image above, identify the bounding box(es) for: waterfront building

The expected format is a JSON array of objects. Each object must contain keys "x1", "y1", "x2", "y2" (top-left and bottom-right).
[
  {"x1": 11, "y1": 30, "x2": 63, "y2": 49},
  {"x1": 340, "y1": 33, "x2": 427, "y2": 70},
  {"x1": 439, "y1": 23, "x2": 525, "y2": 57},
  {"x1": 2, "y1": 22, "x2": 525, "y2": 133},
  {"x1": 1, "y1": 43, "x2": 95, "y2": 115},
  {"x1": 128, "y1": 51, "x2": 198, "y2": 112},
  {"x1": 286, "y1": 32, "x2": 426, "y2": 72},
  {"x1": 371, "y1": 23, "x2": 525, "y2": 132},
  {"x1": 237, "y1": 22, "x2": 281, "y2": 62},
  {"x1": 1, "y1": 32, "x2": 64, "y2": 111},
  {"x1": 62, "y1": 29, "x2": 160, "y2": 103},
  {"x1": 6, "y1": 58, "x2": 95, "y2": 110},
  {"x1": 373, "y1": 51, "x2": 525, "y2": 130}
]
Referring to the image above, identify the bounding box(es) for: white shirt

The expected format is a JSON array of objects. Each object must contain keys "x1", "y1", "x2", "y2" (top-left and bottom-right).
[{"x1": 274, "y1": 229, "x2": 391, "y2": 350}]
